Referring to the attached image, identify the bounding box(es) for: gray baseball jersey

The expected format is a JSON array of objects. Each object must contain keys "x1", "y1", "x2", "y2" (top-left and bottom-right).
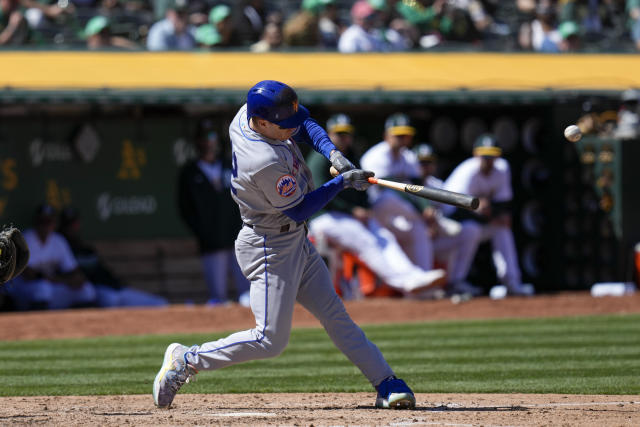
[
  {"x1": 182, "y1": 104, "x2": 395, "y2": 388},
  {"x1": 229, "y1": 104, "x2": 314, "y2": 229}
]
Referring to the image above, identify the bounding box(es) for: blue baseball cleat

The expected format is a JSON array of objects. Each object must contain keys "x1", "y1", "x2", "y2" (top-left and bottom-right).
[
  {"x1": 153, "y1": 343, "x2": 198, "y2": 408},
  {"x1": 375, "y1": 376, "x2": 416, "y2": 409}
]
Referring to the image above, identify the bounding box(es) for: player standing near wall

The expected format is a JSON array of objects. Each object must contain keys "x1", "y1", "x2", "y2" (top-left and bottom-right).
[
  {"x1": 443, "y1": 134, "x2": 535, "y2": 297},
  {"x1": 414, "y1": 143, "x2": 485, "y2": 297},
  {"x1": 153, "y1": 80, "x2": 417, "y2": 410}
]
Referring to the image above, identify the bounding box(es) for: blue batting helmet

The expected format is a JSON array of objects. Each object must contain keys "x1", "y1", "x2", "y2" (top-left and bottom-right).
[{"x1": 247, "y1": 80, "x2": 310, "y2": 129}]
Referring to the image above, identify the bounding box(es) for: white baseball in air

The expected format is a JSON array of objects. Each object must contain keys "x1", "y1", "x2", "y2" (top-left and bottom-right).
[{"x1": 564, "y1": 125, "x2": 582, "y2": 142}]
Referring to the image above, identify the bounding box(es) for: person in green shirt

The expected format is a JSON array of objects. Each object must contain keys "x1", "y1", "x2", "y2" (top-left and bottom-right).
[
  {"x1": 306, "y1": 113, "x2": 447, "y2": 297},
  {"x1": 0, "y1": 0, "x2": 28, "y2": 45}
]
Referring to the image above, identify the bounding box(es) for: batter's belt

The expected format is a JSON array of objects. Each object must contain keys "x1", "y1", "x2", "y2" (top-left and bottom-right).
[{"x1": 243, "y1": 221, "x2": 307, "y2": 235}]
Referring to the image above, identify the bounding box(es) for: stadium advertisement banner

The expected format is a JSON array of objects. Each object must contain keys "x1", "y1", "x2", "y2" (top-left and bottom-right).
[{"x1": 0, "y1": 117, "x2": 191, "y2": 239}]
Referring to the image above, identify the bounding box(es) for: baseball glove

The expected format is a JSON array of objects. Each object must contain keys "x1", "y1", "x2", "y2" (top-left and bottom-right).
[{"x1": 0, "y1": 226, "x2": 30, "y2": 284}]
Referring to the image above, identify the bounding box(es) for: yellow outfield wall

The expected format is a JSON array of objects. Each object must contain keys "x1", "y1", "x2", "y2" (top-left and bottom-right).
[{"x1": 0, "y1": 52, "x2": 639, "y2": 91}]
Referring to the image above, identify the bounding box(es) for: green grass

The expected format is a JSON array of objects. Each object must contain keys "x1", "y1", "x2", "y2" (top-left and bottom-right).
[{"x1": 1, "y1": 314, "x2": 639, "y2": 396}]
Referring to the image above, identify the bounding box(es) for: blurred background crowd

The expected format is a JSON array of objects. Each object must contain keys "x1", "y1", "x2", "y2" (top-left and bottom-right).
[{"x1": 1, "y1": 0, "x2": 639, "y2": 52}]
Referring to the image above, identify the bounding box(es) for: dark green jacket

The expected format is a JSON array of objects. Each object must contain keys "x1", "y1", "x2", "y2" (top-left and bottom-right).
[{"x1": 177, "y1": 160, "x2": 242, "y2": 253}]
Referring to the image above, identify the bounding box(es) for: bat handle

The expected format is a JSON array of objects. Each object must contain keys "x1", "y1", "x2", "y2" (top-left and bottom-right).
[{"x1": 368, "y1": 177, "x2": 378, "y2": 184}]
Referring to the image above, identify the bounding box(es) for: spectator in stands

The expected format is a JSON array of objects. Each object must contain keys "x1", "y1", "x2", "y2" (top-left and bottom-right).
[
  {"x1": 373, "y1": 0, "x2": 416, "y2": 49},
  {"x1": 392, "y1": 0, "x2": 444, "y2": 48},
  {"x1": 317, "y1": 0, "x2": 345, "y2": 47},
  {"x1": 194, "y1": 4, "x2": 232, "y2": 48},
  {"x1": 250, "y1": 21, "x2": 283, "y2": 52},
  {"x1": 454, "y1": 1, "x2": 510, "y2": 40},
  {"x1": 195, "y1": 22, "x2": 220, "y2": 48},
  {"x1": 4, "y1": 204, "x2": 97, "y2": 310},
  {"x1": 393, "y1": 0, "x2": 439, "y2": 33},
  {"x1": 338, "y1": 0, "x2": 410, "y2": 52},
  {"x1": 1, "y1": 0, "x2": 633, "y2": 51},
  {"x1": 443, "y1": 134, "x2": 534, "y2": 297},
  {"x1": 231, "y1": 0, "x2": 268, "y2": 46},
  {"x1": 20, "y1": 0, "x2": 75, "y2": 43},
  {"x1": 558, "y1": 0, "x2": 625, "y2": 47},
  {"x1": 428, "y1": 1, "x2": 485, "y2": 44},
  {"x1": 557, "y1": 20, "x2": 581, "y2": 51},
  {"x1": 146, "y1": 0, "x2": 196, "y2": 51},
  {"x1": 58, "y1": 207, "x2": 168, "y2": 308},
  {"x1": 368, "y1": 0, "x2": 401, "y2": 24},
  {"x1": 177, "y1": 120, "x2": 250, "y2": 306},
  {"x1": 307, "y1": 114, "x2": 447, "y2": 297},
  {"x1": 209, "y1": 4, "x2": 233, "y2": 46},
  {"x1": 83, "y1": 15, "x2": 139, "y2": 49},
  {"x1": 93, "y1": 0, "x2": 154, "y2": 45},
  {"x1": 21, "y1": 0, "x2": 74, "y2": 23},
  {"x1": 630, "y1": 0, "x2": 640, "y2": 50},
  {"x1": 0, "y1": 0, "x2": 28, "y2": 45},
  {"x1": 172, "y1": 0, "x2": 208, "y2": 26},
  {"x1": 282, "y1": 0, "x2": 323, "y2": 47},
  {"x1": 519, "y1": 2, "x2": 562, "y2": 52}
]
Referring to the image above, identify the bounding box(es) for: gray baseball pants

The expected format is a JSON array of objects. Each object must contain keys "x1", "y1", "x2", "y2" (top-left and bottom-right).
[{"x1": 184, "y1": 225, "x2": 394, "y2": 387}]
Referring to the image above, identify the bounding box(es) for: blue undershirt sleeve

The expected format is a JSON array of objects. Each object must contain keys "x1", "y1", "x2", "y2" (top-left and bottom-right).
[
  {"x1": 283, "y1": 176, "x2": 345, "y2": 222},
  {"x1": 292, "y1": 118, "x2": 336, "y2": 159}
]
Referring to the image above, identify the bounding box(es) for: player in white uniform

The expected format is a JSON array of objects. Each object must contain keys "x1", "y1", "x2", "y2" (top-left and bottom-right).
[
  {"x1": 5, "y1": 204, "x2": 97, "y2": 310},
  {"x1": 360, "y1": 114, "x2": 440, "y2": 274},
  {"x1": 307, "y1": 114, "x2": 446, "y2": 296},
  {"x1": 414, "y1": 144, "x2": 484, "y2": 296},
  {"x1": 153, "y1": 81, "x2": 416, "y2": 410},
  {"x1": 442, "y1": 135, "x2": 535, "y2": 297}
]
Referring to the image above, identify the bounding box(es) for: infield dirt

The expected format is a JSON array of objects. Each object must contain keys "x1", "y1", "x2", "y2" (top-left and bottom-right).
[{"x1": 1, "y1": 291, "x2": 639, "y2": 426}]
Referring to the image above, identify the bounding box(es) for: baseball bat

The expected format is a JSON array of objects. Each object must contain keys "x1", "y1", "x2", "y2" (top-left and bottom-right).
[{"x1": 330, "y1": 166, "x2": 479, "y2": 211}]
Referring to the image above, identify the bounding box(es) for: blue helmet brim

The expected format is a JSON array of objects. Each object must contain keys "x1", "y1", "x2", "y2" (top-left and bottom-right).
[{"x1": 272, "y1": 104, "x2": 310, "y2": 129}]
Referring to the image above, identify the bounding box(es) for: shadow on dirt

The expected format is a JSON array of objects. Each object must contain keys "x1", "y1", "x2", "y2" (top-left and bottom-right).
[{"x1": 355, "y1": 405, "x2": 529, "y2": 411}]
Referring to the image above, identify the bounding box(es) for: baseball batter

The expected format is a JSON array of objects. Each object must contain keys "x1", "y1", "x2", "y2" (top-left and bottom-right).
[
  {"x1": 442, "y1": 134, "x2": 535, "y2": 297},
  {"x1": 153, "y1": 81, "x2": 416, "y2": 410}
]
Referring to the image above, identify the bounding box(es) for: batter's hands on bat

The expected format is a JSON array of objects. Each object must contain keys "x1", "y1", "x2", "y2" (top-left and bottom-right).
[
  {"x1": 0, "y1": 226, "x2": 30, "y2": 285},
  {"x1": 330, "y1": 150, "x2": 356, "y2": 174},
  {"x1": 342, "y1": 169, "x2": 375, "y2": 191}
]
